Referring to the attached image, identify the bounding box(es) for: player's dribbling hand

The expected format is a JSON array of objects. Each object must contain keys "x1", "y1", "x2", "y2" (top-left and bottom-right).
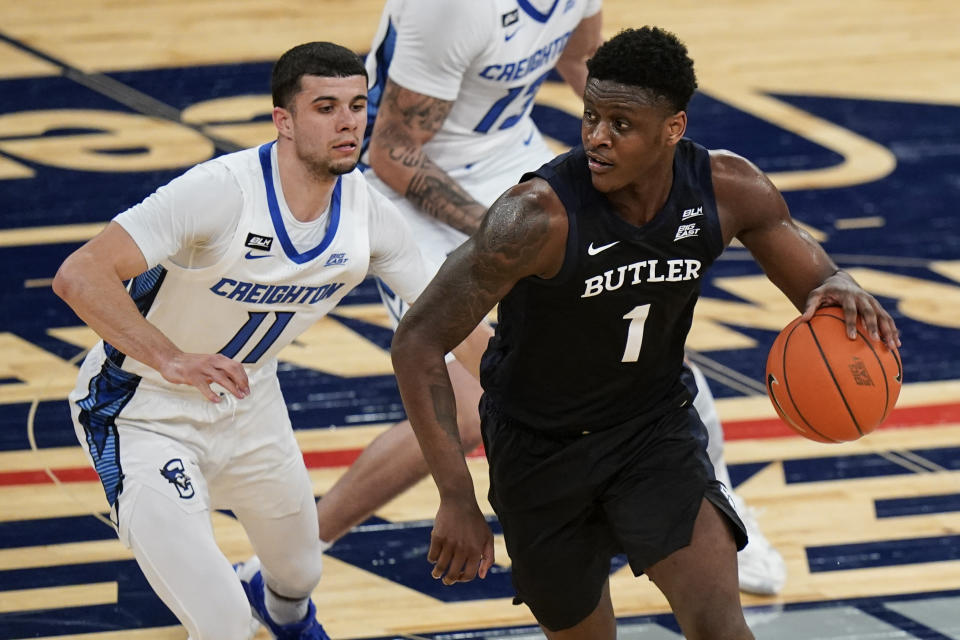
[
  {"x1": 801, "y1": 271, "x2": 901, "y2": 348},
  {"x1": 159, "y1": 352, "x2": 250, "y2": 402},
  {"x1": 428, "y1": 497, "x2": 495, "y2": 585}
]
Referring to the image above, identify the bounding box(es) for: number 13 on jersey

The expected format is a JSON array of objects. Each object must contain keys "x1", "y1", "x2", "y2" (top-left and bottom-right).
[{"x1": 473, "y1": 71, "x2": 551, "y2": 133}]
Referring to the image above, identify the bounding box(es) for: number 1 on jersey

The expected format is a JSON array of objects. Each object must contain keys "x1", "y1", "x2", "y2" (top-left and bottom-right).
[{"x1": 621, "y1": 304, "x2": 651, "y2": 363}]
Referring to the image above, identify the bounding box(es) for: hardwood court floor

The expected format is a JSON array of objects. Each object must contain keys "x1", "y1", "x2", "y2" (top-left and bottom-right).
[{"x1": 1, "y1": 1, "x2": 959, "y2": 638}]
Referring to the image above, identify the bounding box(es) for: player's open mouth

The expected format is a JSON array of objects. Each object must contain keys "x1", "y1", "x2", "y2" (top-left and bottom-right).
[
  {"x1": 586, "y1": 152, "x2": 613, "y2": 172},
  {"x1": 333, "y1": 142, "x2": 357, "y2": 152}
]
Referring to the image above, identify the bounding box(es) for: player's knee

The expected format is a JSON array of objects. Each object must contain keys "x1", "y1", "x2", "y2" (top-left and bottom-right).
[
  {"x1": 262, "y1": 545, "x2": 324, "y2": 597},
  {"x1": 677, "y1": 599, "x2": 752, "y2": 640}
]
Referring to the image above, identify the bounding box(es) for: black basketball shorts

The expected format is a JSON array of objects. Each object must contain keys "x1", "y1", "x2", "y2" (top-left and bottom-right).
[{"x1": 480, "y1": 396, "x2": 747, "y2": 632}]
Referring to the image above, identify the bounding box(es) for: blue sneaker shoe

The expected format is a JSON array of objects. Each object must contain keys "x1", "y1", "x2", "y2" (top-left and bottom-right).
[{"x1": 235, "y1": 557, "x2": 331, "y2": 640}]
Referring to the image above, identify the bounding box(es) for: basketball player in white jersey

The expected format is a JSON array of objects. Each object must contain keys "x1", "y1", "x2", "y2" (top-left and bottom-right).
[
  {"x1": 312, "y1": 0, "x2": 786, "y2": 595},
  {"x1": 53, "y1": 42, "x2": 488, "y2": 640}
]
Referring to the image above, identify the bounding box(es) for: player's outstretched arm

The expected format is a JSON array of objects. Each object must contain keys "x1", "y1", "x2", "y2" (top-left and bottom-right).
[
  {"x1": 368, "y1": 80, "x2": 488, "y2": 235},
  {"x1": 52, "y1": 222, "x2": 249, "y2": 401},
  {"x1": 391, "y1": 179, "x2": 567, "y2": 585},
  {"x1": 713, "y1": 150, "x2": 900, "y2": 347}
]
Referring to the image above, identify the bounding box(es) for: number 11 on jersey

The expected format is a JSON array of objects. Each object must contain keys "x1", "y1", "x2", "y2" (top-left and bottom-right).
[{"x1": 621, "y1": 304, "x2": 651, "y2": 363}]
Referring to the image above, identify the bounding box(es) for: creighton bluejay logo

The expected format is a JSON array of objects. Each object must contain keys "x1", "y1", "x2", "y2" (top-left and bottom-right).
[{"x1": 160, "y1": 458, "x2": 195, "y2": 499}]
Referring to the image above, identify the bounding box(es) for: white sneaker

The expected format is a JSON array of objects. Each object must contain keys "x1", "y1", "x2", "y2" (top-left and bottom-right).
[{"x1": 733, "y1": 493, "x2": 786, "y2": 595}]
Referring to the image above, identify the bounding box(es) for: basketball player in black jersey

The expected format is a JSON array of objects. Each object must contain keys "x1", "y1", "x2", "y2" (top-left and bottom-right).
[{"x1": 391, "y1": 26, "x2": 900, "y2": 640}]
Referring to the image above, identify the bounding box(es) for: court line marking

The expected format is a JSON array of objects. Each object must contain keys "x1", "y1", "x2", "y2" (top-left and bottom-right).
[
  {"x1": 834, "y1": 216, "x2": 886, "y2": 230},
  {"x1": 685, "y1": 349, "x2": 767, "y2": 396},
  {"x1": 0, "y1": 30, "x2": 241, "y2": 154},
  {"x1": 0, "y1": 581, "x2": 117, "y2": 613},
  {"x1": 892, "y1": 449, "x2": 949, "y2": 473},
  {"x1": 701, "y1": 84, "x2": 897, "y2": 192},
  {"x1": 876, "y1": 450, "x2": 938, "y2": 475}
]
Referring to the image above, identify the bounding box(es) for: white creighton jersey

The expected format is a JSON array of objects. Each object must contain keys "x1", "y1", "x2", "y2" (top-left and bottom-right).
[
  {"x1": 363, "y1": 0, "x2": 601, "y2": 172},
  {"x1": 85, "y1": 142, "x2": 430, "y2": 391}
]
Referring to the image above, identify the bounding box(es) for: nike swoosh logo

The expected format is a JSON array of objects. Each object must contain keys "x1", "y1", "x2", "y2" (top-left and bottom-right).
[
  {"x1": 504, "y1": 27, "x2": 523, "y2": 41},
  {"x1": 587, "y1": 241, "x2": 619, "y2": 255},
  {"x1": 245, "y1": 251, "x2": 271, "y2": 260}
]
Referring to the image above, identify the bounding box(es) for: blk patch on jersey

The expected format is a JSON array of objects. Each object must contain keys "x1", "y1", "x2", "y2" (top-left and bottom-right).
[
  {"x1": 245, "y1": 233, "x2": 273, "y2": 252},
  {"x1": 501, "y1": 9, "x2": 519, "y2": 27}
]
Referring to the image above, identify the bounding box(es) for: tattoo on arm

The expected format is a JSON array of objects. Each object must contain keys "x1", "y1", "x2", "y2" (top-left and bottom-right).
[
  {"x1": 407, "y1": 173, "x2": 487, "y2": 234},
  {"x1": 429, "y1": 383, "x2": 459, "y2": 440},
  {"x1": 472, "y1": 197, "x2": 553, "y2": 299},
  {"x1": 374, "y1": 82, "x2": 487, "y2": 235}
]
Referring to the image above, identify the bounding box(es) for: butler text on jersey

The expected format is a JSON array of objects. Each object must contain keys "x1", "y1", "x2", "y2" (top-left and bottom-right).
[{"x1": 581, "y1": 259, "x2": 703, "y2": 298}]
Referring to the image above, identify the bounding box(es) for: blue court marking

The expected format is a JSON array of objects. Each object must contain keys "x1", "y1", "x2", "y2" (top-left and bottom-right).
[
  {"x1": 0, "y1": 514, "x2": 114, "y2": 549},
  {"x1": 326, "y1": 516, "x2": 516, "y2": 602},
  {"x1": 278, "y1": 369, "x2": 406, "y2": 428},
  {"x1": 531, "y1": 104, "x2": 581, "y2": 147},
  {"x1": 728, "y1": 461, "x2": 771, "y2": 488},
  {"x1": 784, "y1": 447, "x2": 960, "y2": 484},
  {"x1": 911, "y1": 447, "x2": 960, "y2": 471},
  {"x1": 326, "y1": 515, "x2": 630, "y2": 604},
  {"x1": 773, "y1": 94, "x2": 960, "y2": 263},
  {"x1": 807, "y1": 534, "x2": 960, "y2": 572},
  {"x1": 329, "y1": 312, "x2": 396, "y2": 351},
  {"x1": 876, "y1": 494, "x2": 960, "y2": 519},
  {"x1": 0, "y1": 560, "x2": 128, "y2": 591},
  {"x1": 687, "y1": 92, "x2": 846, "y2": 173},
  {"x1": 0, "y1": 603, "x2": 177, "y2": 640},
  {"x1": 0, "y1": 243, "x2": 88, "y2": 356},
  {"x1": 784, "y1": 452, "x2": 920, "y2": 483},
  {"x1": 0, "y1": 400, "x2": 73, "y2": 451},
  {"x1": 107, "y1": 61, "x2": 273, "y2": 112},
  {"x1": 0, "y1": 561, "x2": 177, "y2": 640}
]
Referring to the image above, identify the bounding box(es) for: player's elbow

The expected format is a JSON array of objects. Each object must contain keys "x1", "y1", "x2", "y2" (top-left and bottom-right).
[
  {"x1": 52, "y1": 252, "x2": 86, "y2": 305},
  {"x1": 391, "y1": 312, "x2": 443, "y2": 375},
  {"x1": 390, "y1": 317, "x2": 420, "y2": 370}
]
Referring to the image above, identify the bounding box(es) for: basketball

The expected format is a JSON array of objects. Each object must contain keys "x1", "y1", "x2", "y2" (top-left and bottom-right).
[{"x1": 765, "y1": 306, "x2": 903, "y2": 442}]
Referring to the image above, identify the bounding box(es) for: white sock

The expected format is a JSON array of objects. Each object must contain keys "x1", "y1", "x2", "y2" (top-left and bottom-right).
[
  {"x1": 319, "y1": 538, "x2": 333, "y2": 552},
  {"x1": 265, "y1": 584, "x2": 309, "y2": 625}
]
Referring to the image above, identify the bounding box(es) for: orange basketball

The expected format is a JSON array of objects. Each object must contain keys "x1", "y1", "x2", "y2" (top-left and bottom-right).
[{"x1": 765, "y1": 306, "x2": 902, "y2": 443}]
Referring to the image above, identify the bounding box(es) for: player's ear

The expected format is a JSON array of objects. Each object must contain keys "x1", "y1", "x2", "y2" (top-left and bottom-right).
[
  {"x1": 273, "y1": 105, "x2": 294, "y2": 139},
  {"x1": 664, "y1": 110, "x2": 686, "y2": 145}
]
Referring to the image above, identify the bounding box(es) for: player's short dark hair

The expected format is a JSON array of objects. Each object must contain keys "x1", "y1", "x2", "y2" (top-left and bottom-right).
[
  {"x1": 586, "y1": 27, "x2": 697, "y2": 112},
  {"x1": 271, "y1": 42, "x2": 368, "y2": 109}
]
